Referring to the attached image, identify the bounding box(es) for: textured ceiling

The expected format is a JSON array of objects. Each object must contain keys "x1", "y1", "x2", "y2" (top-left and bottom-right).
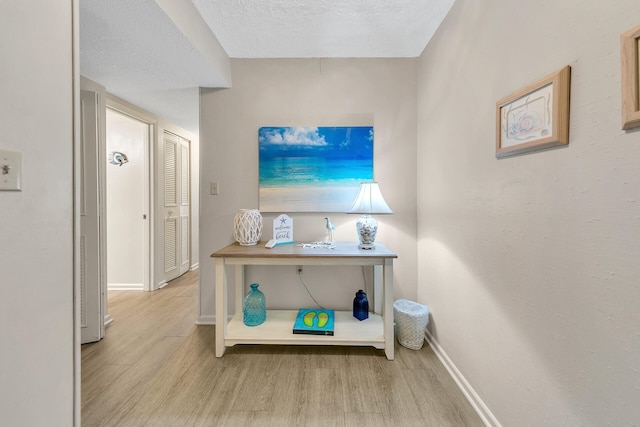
[
  {"x1": 192, "y1": 0, "x2": 455, "y2": 58},
  {"x1": 80, "y1": 0, "x2": 455, "y2": 133}
]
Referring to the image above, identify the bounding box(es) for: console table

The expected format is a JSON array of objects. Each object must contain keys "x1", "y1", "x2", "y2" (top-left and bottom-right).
[{"x1": 210, "y1": 241, "x2": 397, "y2": 360}]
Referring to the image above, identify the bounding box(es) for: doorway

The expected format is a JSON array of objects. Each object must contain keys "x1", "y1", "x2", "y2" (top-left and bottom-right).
[{"x1": 105, "y1": 108, "x2": 151, "y2": 291}]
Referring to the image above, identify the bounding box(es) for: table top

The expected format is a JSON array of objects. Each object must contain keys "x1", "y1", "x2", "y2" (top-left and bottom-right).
[{"x1": 211, "y1": 241, "x2": 397, "y2": 259}]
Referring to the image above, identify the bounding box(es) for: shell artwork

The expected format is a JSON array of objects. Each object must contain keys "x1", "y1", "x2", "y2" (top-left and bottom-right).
[{"x1": 108, "y1": 151, "x2": 129, "y2": 167}]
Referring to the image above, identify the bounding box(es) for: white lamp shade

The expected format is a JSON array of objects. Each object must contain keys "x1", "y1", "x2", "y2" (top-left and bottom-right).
[{"x1": 347, "y1": 182, "x2": 393, "y2": 214}]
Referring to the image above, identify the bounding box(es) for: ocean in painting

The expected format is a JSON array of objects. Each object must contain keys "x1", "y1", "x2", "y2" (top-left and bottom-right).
[
  {"x1": 258, "y1": 126, "x2": 374, "y2": 212},
  {"x1": 259, "y1": 157, "x2": 372, "y2": 188}
]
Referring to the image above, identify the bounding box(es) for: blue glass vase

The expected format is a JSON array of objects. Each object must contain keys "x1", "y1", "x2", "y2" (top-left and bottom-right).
[
  {"x1": 353, "y1": 289, "x2": 369, "y2": 321},
  {"x1": 243, "y1": 283, "x2": 266, "y2": 326}
]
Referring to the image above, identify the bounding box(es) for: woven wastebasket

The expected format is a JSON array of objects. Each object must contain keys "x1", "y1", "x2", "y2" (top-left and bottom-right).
[{"x1": 393, "y1": 299, "x2": 430, "y2": 350}]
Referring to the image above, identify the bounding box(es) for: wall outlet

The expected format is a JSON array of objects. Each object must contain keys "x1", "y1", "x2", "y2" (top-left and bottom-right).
[{"x1": 296, "y1": 265, "x2": 303, "y2": 274}]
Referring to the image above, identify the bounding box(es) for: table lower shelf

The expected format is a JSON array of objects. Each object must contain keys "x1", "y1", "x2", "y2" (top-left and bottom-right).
[{"x1": 225, "y1": 309, "x2": 385, "y2": 349}]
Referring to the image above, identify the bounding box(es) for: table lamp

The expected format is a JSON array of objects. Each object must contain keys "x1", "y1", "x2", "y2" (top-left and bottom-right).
[{"x1": 347, "y1": 182, "x2": 393, "y2": 249}]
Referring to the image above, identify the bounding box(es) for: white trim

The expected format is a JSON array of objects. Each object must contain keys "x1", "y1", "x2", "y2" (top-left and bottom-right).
[
  {"x1": 196, "y1": 315, "x2": 216, "y2": 325},
  {"x1": 190, "y1": 262, "x2": 200, "y2": 271},
  {"x1": 107, "y1": 283, "x2": 144, "y2": 291},
  {"x1": 79, "y1": 76, "x2": 108, "y2": 345},
  {"x1": 104, "y1": 314, "x2": 113, "y2": 326},
  {"x1": 425, "y1": 330, "x2": 501, "y2": 427},
  {"x1": 72, "y1": 1, "x2": 80, "y2": 424},
  {"x1": 157, "y1": 280, "x2": 168, "y2": 289}
]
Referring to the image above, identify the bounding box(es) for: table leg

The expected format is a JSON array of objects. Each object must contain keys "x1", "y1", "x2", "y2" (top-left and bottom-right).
[
  {"x1": 383, "y1": 258, "x2": 394, "y2": 360},
  {"x1": 235, "y1": 264, "x2": 244, "y2": 315},
  {"x1": 215, "y1": 258, "x2": 227, "y2": 357},
  {"x1": 373, "y1": 265, "x2": 382, "y2": 314}
]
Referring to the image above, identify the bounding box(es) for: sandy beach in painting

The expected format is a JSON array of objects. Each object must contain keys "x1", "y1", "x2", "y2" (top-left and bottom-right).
[{"x1": 259, "y1": 186, "x2": 359, "y2": 212}]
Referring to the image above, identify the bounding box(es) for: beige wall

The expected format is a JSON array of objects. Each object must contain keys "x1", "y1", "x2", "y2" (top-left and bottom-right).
[
  {"x1": 417, "y1": 0, "x2": 640, "y2": 425},
  {"x1": 199, "y1": 58, "x2": 417, "y2": 321},
  {"x1": 0, "y1": 0, "x2": 75, "y2": 424}
]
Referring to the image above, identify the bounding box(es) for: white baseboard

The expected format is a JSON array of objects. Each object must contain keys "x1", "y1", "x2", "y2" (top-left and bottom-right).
[
  {"x1": 425, "y1": 330, "x2": 501, "y2": 427},
  {"x1": 108, "y1": 283, "x2": 143, "y2": 291},
  {"x1": 104, "y1": 314, "x2": 113, "y2": 326},
  {"x1": 157, "y1": 280, "x2": 168, "y2": 289},
  {"x1": 190, "y1": 263, "x2": 199, "y2": 271},
  {"x1": 196, "y1": 315, "x2": 215, "y2": 325}
]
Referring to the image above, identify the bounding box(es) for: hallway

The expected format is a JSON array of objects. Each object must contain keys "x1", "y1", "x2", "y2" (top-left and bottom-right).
[{"x1": 81, "y1": 270, "x2": 482, "y2": 426}]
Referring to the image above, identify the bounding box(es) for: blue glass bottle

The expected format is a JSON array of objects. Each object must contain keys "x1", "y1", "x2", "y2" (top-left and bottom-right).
[
  {"x1": 243, "y1": 283, "x2": 266, "y2": 326},
  {"x1": 353, "y1": 289, "x2": 369, "y2": 321}
]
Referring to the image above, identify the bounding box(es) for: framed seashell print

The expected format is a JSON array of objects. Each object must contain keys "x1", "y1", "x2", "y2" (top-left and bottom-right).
[
  {"x1": 621, "y1": 24, "x2": 640, "y2": 130},
  {"x1": 496, "y1": 66, "x2": 571, "y2": 158}
]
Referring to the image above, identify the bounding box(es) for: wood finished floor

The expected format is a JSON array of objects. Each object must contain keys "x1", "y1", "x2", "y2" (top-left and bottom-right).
[{"x1": 81, "y1": 270, "x2": 484, "y2": 426}]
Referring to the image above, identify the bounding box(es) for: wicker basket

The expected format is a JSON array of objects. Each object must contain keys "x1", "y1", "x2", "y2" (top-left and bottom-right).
[
  {"x1": 233, "y1": 209, "x2": 263, "y2": 246},
  {"x1": 393, "y1": 299, "x2": 430, "y2": 350}
]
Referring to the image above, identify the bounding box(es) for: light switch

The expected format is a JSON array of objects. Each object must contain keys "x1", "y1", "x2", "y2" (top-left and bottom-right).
[
  {"x1": 210, "y1": 182, "x2": 219, "y2": 195},
  {"x1": 0, "y1": 149, "x2": 22, "y2": 191}
]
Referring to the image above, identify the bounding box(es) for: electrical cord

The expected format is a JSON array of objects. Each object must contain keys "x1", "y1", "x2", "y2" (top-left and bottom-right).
[
  {"x1": 296, "y1": 266, "x2": 369, "y2": 310},
  {"x1": 361, "y1": 265, "x2": 368, "y2": 297},
  {"x1": 296, "y1": 269, "x2": 325, "y2": 309}
]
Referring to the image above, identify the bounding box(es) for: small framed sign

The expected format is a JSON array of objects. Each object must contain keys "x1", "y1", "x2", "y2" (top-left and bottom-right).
[{"x1": 273, "y1": 214, "x2": 294, "y2": 245}]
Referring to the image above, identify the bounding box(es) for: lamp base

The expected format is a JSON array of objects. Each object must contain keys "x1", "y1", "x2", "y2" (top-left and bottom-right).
[
  {"x1": 358, "y1": 243, "x2": 376, "y2": 250},
  {"x1": 355, "y1": 214, "x2": 378, "y2": 250}
]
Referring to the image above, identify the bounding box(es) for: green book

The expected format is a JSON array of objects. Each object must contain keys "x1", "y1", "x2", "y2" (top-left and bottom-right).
[{"x1": 292, "y1": 308, "x2": 334, "y2": 336}]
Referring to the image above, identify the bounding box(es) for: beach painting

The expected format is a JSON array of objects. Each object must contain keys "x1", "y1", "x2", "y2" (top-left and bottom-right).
[{"x1": 259, "y1": 126, "x2": 374, "y2": 212}]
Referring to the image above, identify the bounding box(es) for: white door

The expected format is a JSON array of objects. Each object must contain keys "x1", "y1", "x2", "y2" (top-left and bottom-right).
[
  {"x1": 164, "y1": 132, "x2": 190, "y2": 282},
  {"x1": 80, "y1": 89, "x2": 103, "y2": 344},
  {"x1": 105, "y1": 108, "x2": 149, "y2": 291}
]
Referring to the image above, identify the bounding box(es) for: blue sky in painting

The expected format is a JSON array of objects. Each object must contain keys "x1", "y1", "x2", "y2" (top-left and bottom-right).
[
  {"x1": 259, "y1": 126, "x2": 373, "y2": 159},
  {"x1": 258, "y1": 126, "x2": 374, "y2": 188}
]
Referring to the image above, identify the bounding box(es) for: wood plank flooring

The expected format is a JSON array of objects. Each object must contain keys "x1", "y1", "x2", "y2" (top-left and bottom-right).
[{"x1": 81, "y1": 270, "x2": 484, "y2": 426}]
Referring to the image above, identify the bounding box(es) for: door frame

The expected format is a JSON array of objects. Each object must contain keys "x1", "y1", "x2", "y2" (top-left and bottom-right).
[
  {"x1": 106, "y1": 95, "x2": 155, "y2": 292},
  {"x1": 79, "y1": 78, "x2": 108, "y2": 341}
]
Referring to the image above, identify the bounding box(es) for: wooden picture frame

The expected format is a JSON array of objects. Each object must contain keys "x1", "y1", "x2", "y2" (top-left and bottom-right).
[
  {"x1": 621, "y1": 24, "x2": 640, "y2": 130},
  {"x1": 496, "y1": 66, "x2": 571, "y2": 158}
]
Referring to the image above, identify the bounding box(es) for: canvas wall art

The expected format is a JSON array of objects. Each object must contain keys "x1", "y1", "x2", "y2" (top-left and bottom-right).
[{"x1": 258, "y1": 126, "x2": 374, "y2": 212}]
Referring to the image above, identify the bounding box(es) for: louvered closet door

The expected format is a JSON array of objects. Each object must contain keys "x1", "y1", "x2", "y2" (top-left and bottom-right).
[
  {"x1": 163, "y1": 132, "x2": 190, "y2": 283},
  {"x1": 179, "y1": 141, "x2": 190, "y2": 275}
]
